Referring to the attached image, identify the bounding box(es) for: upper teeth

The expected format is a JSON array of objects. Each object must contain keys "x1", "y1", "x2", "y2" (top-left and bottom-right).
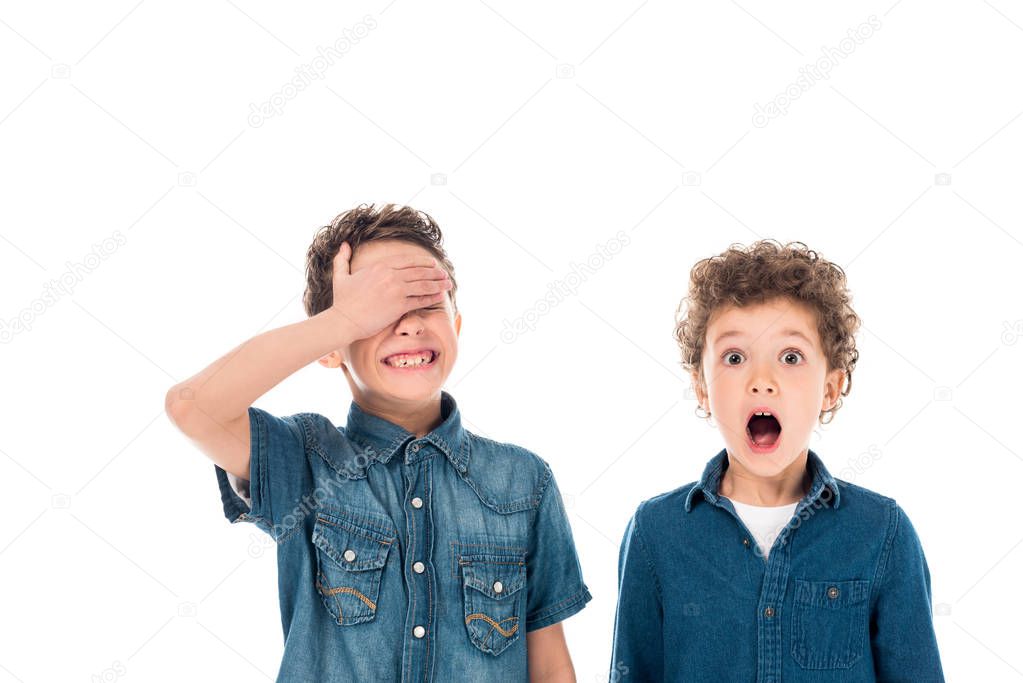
[
  {"x1": 386, "y1": 352, "x2": 433, "y2": 368},
  {"x1": 753, "y1": 411, "x2": 773, "y2": 416}
]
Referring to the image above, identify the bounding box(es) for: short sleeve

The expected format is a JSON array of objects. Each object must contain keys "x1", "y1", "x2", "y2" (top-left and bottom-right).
[
  {"x1": 524, "y1": 467, "x2": 592, "y2": 631},
  {"x1": 213, "y1": 405, "x2": 313, "y2": 543},
  {"x1": 870, "y1": 503, "x2": 945, "y2": 681}
]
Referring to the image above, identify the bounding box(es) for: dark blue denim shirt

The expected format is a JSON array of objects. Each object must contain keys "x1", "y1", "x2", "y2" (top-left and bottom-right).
[
  {"x1": 610, "y1": 448, "x2": 944, "y2": 682},
  {"x1": 213, "y1": 391, "x2": 591, "y2": 682}
]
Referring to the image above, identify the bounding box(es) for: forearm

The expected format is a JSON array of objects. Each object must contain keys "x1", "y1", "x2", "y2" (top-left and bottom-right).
[
  {"x1": 527, "y1": 624, "x2": 575, "y2": 683},
  {"x1": 167, "y1": 309, "x2": 354, "y2": 426},
  {"x1": 529, "y1": 662, "x2": 574, "y2": 683}
]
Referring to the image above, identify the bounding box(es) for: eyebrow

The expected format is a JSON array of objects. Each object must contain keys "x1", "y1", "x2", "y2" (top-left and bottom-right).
[{"x1": 712, "y1": 328, "x2": 815, "y2": 348}]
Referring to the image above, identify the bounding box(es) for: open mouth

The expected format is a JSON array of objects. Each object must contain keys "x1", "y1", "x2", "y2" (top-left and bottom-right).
[
  {"x1": 380, "y1": 349, "x2": 438, "y2": 370},
  {"x1": 746, "y1": 410, "x2": 782, "y2": 452}
]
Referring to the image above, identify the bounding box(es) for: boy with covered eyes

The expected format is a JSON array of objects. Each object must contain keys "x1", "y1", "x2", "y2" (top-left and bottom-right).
[
  {"x1": 609, "y1": 240, "x2": 944, "y2": 681},
  {"x1": 166, "y1": 204, "x2": 590, "y2": 682}
]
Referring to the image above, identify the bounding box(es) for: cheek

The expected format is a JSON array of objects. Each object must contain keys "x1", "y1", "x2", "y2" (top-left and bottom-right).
[{"x1": 347, "y1": 341, "x2": 378, "y2": 375}]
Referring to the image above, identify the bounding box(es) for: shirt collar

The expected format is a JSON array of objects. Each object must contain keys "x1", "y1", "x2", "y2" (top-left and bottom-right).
[
  {"x1": 343, "y1": 390, "x2": 469, "y2": 473},
  {"x1": 683, "y1": 447, "x2": 841, "y2": 512}
]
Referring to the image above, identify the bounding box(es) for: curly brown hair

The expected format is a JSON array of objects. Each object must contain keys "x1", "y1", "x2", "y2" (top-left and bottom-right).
[
  {"x1": 303, "y1": 203, "x2": 458, "y2": 317},
  {"x1": 674, "y1": 239, "x2": 860, "y2": 425}
]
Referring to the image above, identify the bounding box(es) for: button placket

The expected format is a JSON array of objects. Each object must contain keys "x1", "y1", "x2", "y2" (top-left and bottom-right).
[{"x1": 402, "y1": 457, "x2": 433, "y2": 673}]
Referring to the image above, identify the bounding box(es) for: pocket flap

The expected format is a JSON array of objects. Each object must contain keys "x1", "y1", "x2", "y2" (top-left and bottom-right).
[
  {"x1": 460, "y1": 553, "x2": 526, "y2": 599},
  {"x1": 794, "y1": 578, "x2": 870, "y2": 608},
  {"x1": 313, "y1": 511, "x2": 395, "y2": 572}
]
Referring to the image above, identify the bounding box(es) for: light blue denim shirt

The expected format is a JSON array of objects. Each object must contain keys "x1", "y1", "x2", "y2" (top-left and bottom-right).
[
  {"x1": 610, "y1": 448, "x2": 944, "y2": 682},
  {"x1": 214, "y1": 391, "x2": 591, "y2": 682}
]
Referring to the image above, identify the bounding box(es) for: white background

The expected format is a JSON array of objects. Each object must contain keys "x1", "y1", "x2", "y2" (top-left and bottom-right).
[{"x1": 2, "y1": 1, "x2": 1021, "y2": 681}]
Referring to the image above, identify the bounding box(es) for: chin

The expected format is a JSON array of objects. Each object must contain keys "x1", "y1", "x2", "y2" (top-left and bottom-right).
[{"x1": 372, "y1": 378, "x2": 447, "y2": 403}]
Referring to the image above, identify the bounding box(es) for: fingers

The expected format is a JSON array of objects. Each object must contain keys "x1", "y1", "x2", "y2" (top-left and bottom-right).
[
  {"x1": 394, "y1": 255, "x2": 439, "y2": 270},
  {"x1": 406, "y1": 279, "x2": 452, "y2": 297},
  {"x1": 406, "y1": 292, "x2": 448, "y2": 308},
  {"x1": 401, "y1": 266, "x2": 450, "y2": 282},
  {"x1": 333, "y1": 242, "x2": 352, "y2": 278}
]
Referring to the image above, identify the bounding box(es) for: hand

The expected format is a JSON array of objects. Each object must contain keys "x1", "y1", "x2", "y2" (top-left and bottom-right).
[{"x1": 328, "y1": 241, "x2": 452, "y2": 341}]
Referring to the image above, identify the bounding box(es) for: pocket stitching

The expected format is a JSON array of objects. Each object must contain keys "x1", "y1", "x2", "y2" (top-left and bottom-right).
[
  {"x1": 313, "y1": 511, "x2": 395, "y2": 626},
  {"x1": 459, "y1": 551, "x2": 527, "y2": 656},
  {"x1": 791, "y1": 578, "x2": 870, "y2": 670}
]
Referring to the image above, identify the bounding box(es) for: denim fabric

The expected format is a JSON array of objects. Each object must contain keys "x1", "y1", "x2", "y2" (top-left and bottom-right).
[
  {"x1": 214, "y1": 391, "x2": 591, "y2": 682},
  {"x1": 609, "y1": 448, "x2": 944, "y2": 682}
]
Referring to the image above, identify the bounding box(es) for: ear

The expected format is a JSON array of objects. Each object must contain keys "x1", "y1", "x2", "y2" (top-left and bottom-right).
[
  {"x1": 690, "y1": 370, "x2": 708, "y2": 410},
  {"x1": 454, "y1": 311, "x2": 462, "y2": 337},
  {"x1": 318, "y1": 349, "x2": 346, "y2": 369},
  {"x1": 823, "y1": 368, "x2": 845, "y2": 410}
]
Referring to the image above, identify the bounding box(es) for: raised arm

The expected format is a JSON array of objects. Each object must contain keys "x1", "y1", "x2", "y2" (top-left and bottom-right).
[{"x1": 164, "y1": 241, "x2": 451, "y2": 479}]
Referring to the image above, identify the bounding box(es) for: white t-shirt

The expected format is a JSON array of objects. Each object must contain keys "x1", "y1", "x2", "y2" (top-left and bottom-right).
[{"x1": 725, "y1": 498, "x2": 799, "y2": 560}]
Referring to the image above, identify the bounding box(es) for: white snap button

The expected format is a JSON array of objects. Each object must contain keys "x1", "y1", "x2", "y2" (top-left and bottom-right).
[
  {"x1": 493, "y1": 580, "x2": 503, "y2": 594},
  {"x1": 343, "y1": 549, "x2": 356, "y2": 562},
  {"x1": 411, "y1": 497, "x2": 423, "y2": 509},
  {"x1": 413, "y1": 625, "x2": 426, "y2": 638},
  {"x1": 413, "y1": 561, "x2": 425, "y2": 574},
  {"x1": 410, "y1": 443, "x2": 420, "y2": 452}
]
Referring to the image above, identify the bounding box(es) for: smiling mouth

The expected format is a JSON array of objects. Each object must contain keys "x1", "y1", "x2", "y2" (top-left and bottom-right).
[{"x1": 381, "y1": 350, "x2": 438, "y2": 369}]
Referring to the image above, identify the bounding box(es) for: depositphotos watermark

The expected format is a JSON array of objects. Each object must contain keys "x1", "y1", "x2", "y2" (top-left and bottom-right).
[
  {"x1": 499, "y1": 230, "x2": 631, "y2": 343},
  {"x1": 1, "y1": 230, "x2": 127, "y2": 344},
  {"x1": 247, "y1": 15, "x2": 378, "y2": 128},
  {"x1": 245, "y1": 442, "x2": 381, "y2": 557},
  {"x1": 752, "y1": 15, "x2": 882, "y2": 128}
]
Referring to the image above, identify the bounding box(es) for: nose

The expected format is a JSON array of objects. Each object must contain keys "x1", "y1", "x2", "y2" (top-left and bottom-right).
[
  {"x1": 395, "y1": 311, "x2": 425, "y2": 336},
  {"x1": 749, "y1": 366, "x2": 777, "y2": 395}
]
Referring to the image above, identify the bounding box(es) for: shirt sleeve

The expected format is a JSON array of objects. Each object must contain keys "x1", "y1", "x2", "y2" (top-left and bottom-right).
[
  {"x1": 870, "y1": 502, "x2": 945, "y2": 682},
  {"x1": 609, "y1": 506, "x2": 663, "y2": 682},
  {"x1": 524, "y1": 465, "x2": 592, "y2": 632},
  {"x1": 213, "y1": 405, "x2": 313, "y2": 543}
]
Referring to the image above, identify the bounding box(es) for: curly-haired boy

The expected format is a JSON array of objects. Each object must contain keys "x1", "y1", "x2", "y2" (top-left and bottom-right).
[{"x1": 609, "y1": 240, "x2": 944, "y2": 681}]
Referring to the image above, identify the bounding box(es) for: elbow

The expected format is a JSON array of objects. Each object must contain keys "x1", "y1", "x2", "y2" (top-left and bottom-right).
[{"x1": 164, "y1": 384, "x2": 195, "y2": 428}]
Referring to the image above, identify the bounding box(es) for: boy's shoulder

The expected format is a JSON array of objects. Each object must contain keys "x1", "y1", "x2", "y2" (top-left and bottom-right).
[
  {"x1": 465, "y1": 429, "x2": 549, "y2": 465},
  {"x1": 833, "y1": 477, "x2": 899, "y2": 508},
  {"x1": 632, "y1": 480, "x2": 700, "y2": 530},
  {"x1": 462, "y1": 430, "x2": 555, "y2": 510}
]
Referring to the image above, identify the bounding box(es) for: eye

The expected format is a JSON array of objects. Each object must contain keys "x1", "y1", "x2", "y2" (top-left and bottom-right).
[
  {"x1": 781, "y1": 349, "x2": 804, "y2": 365},
  {"x1": 723, "y1": 351, "x2": 744, "y2": 366}
]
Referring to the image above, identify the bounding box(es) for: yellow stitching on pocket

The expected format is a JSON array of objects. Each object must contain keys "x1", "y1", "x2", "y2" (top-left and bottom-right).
[
  {"x1": 465, "y1": 613, "x2": 519, "y2": 637},
  {"x1": 316, "y1": 574, "x2": 377, "y2": 611}
]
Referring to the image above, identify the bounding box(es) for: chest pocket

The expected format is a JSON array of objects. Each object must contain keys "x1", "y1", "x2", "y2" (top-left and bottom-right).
[
  {"x1": 791, "y1": 578, "x2": 871, "y2": 669},
  {"x1": 312, "y1": 510, "x2": 395, "y2": 626},
  {"x1": 458, "y1": 548, "x2": 527, "y2": 656}
]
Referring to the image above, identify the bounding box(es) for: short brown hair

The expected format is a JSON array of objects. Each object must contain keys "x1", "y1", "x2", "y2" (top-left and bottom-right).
[
  {"x1": 303, "y1": 203, "x2": 458, "y2": 317},
  {"x1": 674, "y1": 239, "x2": 860, "y2": 425}
]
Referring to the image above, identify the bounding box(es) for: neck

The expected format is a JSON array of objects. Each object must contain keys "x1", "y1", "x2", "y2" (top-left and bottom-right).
[
  {"x1": 719, "y1": 450, "x2": 812, "y2": 506},
  {"x1": 353, "y1": 392, "x2": 444, "y2": 438}
]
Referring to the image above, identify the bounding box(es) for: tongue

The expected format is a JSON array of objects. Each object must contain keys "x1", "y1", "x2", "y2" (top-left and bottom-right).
[{"x1": 749, "y1": 416, "x2": 781, "y2": 446}]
